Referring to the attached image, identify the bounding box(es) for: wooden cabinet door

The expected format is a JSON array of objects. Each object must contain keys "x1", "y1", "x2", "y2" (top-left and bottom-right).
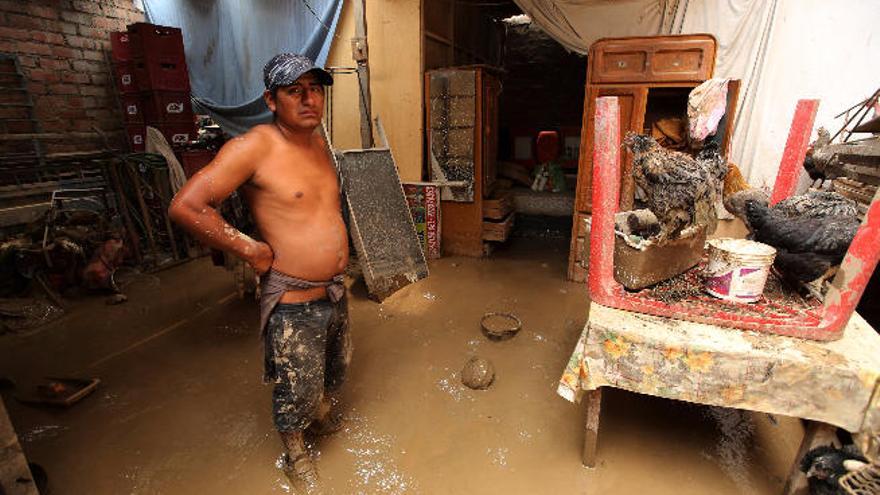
[{"x1": 575, "y1": 85, "x2": 647, "y2": 213}]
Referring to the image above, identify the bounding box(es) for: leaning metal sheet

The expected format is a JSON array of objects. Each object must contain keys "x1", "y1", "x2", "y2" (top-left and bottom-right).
[
  {"x1": 335, "y1": 149, "x2": 429, "y2": 301},
  {"x1": 559, "y1": 301, "x2": 880, "y2": 440}
]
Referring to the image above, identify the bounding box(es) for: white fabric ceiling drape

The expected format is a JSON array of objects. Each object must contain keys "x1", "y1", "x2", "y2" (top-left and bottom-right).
[{"x1": 512, "y1": 0, "x2": 880, "y2": 188}]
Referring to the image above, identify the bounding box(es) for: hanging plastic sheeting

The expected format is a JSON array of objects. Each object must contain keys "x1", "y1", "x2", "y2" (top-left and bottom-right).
[{"x1": 144, "y1": 0, "x2": 343, "y2": 135}]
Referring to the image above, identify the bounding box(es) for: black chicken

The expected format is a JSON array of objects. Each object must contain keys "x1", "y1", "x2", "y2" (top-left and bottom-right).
[
  {"x1": 800, "y1": 444, "x2": 869, "y2": 495},
  {"x1": 745, "y1": 200, "x2": 860, "y2": 285},
  {"x1": 726, "y1": 190, "x2": 858, "y2": 237}
]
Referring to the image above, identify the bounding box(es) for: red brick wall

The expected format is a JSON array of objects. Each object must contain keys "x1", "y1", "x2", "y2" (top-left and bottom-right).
[{"x1": 0, "y1": 0, "x2": 145, "y2": 154}]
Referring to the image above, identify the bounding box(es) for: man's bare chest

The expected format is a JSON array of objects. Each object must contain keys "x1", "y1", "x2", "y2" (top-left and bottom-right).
[{"x1": 249, "y1": 160, "x2": 339, "y2": 208}]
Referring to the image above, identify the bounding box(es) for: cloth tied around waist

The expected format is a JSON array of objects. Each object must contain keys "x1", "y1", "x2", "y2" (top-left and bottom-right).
[{"x1": 259, "y1": 268, "x2": 346, "y2": 336}]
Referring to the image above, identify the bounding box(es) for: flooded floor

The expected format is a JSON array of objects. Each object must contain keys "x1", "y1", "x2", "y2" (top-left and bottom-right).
[{"x1": 0, "y1": 237, "x2": 803, "y2": 494}]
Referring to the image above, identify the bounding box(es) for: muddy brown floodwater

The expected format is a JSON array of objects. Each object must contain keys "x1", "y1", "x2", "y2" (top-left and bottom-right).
[{"x1": 0, "y1": 233, "x2": 802, "y2": 494}]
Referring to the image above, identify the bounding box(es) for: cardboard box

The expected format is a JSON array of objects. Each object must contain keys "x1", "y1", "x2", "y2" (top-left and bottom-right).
[{"x1": 402, "y1": 182, "x2": 442, "y2": 259}]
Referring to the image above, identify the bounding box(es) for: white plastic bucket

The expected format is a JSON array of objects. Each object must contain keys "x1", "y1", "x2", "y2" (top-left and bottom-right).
[{"x1": 704, "y1": 238, "x2": 776, "y2": 303}]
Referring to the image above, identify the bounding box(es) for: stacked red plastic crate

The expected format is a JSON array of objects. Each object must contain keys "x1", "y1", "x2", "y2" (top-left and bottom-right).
[{"x1": 110, "y1": 23, "x2": 196, "y2": 152}]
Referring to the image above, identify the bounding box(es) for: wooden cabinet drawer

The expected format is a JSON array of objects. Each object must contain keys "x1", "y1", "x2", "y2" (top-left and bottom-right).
[
  {"x1": 482, "y1": 191, "x2": 513, "y2": 220},
  {"x1": 650, "y1": 40, "x2": 714, "y2": 81},
  {"x1": 482, "y1": 212, "x2": 515, "y2": 242},
  {"x1": 591, "y1": 35, "x2": 716, "y2": 84},
  {"x1": 600, "y1": 50, "x2": 648, "y2": 80}
]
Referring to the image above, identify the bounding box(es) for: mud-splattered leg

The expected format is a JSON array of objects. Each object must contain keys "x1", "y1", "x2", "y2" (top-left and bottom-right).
[
  {"x1": 280, "y1": 430, "x2": 323, "y2": 494},
  {"x1": 308, "y1": 299, "x2": 351, "y2": 437}
]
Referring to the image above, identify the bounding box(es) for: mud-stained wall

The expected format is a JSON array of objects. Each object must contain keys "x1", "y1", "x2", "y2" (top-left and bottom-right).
[
  {"x1": 326, "y1": 0, "x2": 423, "y2": 182},
  {"x1": 0, "y1": 0, "x2": 145, "y2": 154}
]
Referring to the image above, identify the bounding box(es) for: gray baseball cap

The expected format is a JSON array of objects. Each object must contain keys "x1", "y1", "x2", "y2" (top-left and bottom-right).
[{"x1": 263, "y1": 53, "x2": 333, "y2": 92}]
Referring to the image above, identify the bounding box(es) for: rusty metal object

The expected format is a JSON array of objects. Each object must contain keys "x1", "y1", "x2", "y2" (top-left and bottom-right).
[{"x1": 613, "y1": 227, "x2": 706, "y2": 291}]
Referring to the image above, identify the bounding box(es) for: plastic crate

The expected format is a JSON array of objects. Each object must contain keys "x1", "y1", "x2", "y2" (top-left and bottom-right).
[
  {"x1": 181, "y1": 149, "x2": 216, "y2": 178},
  {"x1": 120, "y1": 94, "x2": 143, "y2": 123},
  {"x1": 133, "y1": 57, "x2": 190, "y2": 91},
  {"x1": 152, "y1": 122, "x2": 196, "y2": 147},
  {"x1": 127, "y1": 23, "x2": 185, "y2": 62},
  {"x1": 141, "y1": 91, "x2": 193, "y2": 123},
  {"x1": 110, "y1": 31, "x2": 140, "y2": 62},
  {"x1": 112, "y1": 61, "x2": 138, "y2": 94},
  {"x1": 125, "y1": 124, "x2": 146, "y2": 152}
]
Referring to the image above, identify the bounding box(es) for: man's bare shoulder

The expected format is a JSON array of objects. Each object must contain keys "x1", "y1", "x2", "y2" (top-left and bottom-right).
[{"x1": 222, "y1": 125, "x2": 275, "y2": 154}]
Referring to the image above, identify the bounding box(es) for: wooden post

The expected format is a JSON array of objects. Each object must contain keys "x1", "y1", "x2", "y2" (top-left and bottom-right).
[
  {"x1": 108, "y1": 160, "x2": 142, "y2": 264},
  {"x1": 352, "y1": 0, "x2": 374, "y2": 148},
  {"x1": 588, "y1": 97, "x2": 621, "y2": 304},
  {"x1": 125, "y1": 161, "x2": 159, "y2": 259},
  {"x1": 582, "y1": 388, "x2": 603, "y2": 467}
]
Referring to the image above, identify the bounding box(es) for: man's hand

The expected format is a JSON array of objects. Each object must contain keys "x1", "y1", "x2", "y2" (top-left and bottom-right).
[{"x1": 249, "y1": 241, "x2": 275, "y2": 275}]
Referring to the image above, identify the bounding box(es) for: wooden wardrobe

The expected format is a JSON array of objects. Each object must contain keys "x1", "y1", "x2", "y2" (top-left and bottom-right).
[
  {"x1": 426, "y1": 66, "x2": 513, "y2": 257},
  {"x1": 567, "y1": 34, "x2": 741, "y2": 282}
]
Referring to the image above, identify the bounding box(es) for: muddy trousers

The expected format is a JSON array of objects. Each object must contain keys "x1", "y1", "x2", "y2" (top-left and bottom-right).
[{"x1": 263, "y1": 297, "x2": 352, "y2": 433}]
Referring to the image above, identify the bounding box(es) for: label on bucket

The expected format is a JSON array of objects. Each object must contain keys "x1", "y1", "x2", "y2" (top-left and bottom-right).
[{"x1": 705, "y1": 265, "x2": 770, "y2": 302}]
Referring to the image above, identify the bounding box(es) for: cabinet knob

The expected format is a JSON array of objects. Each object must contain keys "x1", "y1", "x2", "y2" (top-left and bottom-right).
[{"x1": 617, "y1": 61, "x2": 627, "y2": 69}]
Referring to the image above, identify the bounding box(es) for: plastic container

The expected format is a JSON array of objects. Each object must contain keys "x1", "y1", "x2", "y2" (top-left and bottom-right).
[
  {"x1": 120, "y1": 94, "x2": 143, "y2": 123},
  {"x1": 141, "y1": 91, "x2": 193, "y2": 123},
  {"x1": 133, "y1": 57, "x2": 190, "y2": 91},
  {"x1": 110, "y1": 31, "x2": 140, "y2": 62},
  {"x1": 152, "y1": 122, "x2": 196, "y2": 147},
  {"x1": 704, "y1": 238, "x2": 776, "y2": 303},
  {"x1": 125, "y1": 124, "x2": 146, "y2": 152},
  {"x1": 112, "y1": 61, "x2": 138, "y2": 94},
  {"x1": 127, "y1": 23, "x2": 185, "y2": 62}
]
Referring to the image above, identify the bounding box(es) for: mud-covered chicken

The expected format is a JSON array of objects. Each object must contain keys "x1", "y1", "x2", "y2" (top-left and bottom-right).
[{"x1": 624, "y1": 133, "x2": 728, "y2": 243}]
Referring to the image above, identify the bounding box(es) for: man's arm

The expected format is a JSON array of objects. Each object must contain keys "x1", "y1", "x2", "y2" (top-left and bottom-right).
[{"x1": 168, "y1": 132, "x2": 273, "y2": 274}]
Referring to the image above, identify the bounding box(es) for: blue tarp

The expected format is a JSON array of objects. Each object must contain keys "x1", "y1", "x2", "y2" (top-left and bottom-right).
[{"x1": 144, "y1": 0, "x2": 343, "y2": 135}]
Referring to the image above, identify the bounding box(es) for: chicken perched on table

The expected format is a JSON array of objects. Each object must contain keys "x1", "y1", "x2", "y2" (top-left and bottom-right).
[
  {"x1": 625, "y1": 133, "x2": 728, "y2": 243},
  {"x1": 745, "y1": 199, "x2": 860, "y2": 286}
]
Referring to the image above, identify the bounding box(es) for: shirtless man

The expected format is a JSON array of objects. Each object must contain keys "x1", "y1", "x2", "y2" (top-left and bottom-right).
[{"x1": 169, "y1": 53, "x2": 349, "y2": 493}]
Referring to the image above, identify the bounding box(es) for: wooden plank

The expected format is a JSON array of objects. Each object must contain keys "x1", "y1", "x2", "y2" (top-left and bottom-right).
[
  {"x1": 482, "y1": 191, "x2": 513, "y2": 220},
  {"x1": 481, "y1": 211, "x2": 514, "y2": 242},
  {"x1": 335, "y1": 148, "x2": 429, "y2": 301},
  {"x1": 770, "y1": 100, "x2": 820, "y2": 206},
  {"x1": 0, "y1": 398, "x2": 40, "y2": 495},
  {"x1": 582, "y1": 389, "x2": 603, "y2": 467}
]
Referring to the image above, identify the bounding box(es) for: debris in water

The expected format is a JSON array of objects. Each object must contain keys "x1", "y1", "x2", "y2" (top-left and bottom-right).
[
  {"x1": 21, "y1": 424, "x2": 68, "y2": 443},
  {"x1": 461, "y1": 356, "x2": 495, "y2": 390},
  {"x1": 487, "y1": 446, "x2": 510, "y2": 467},
  {"x1": 106, "y1": 293, "x2": 128, "y2": 305},
  {"x1": 480, "y1": 312, "x2": 522, "y2": 341},
  {"x1": 422, "y1": 292, "x2": 437, "y2": 301}
]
